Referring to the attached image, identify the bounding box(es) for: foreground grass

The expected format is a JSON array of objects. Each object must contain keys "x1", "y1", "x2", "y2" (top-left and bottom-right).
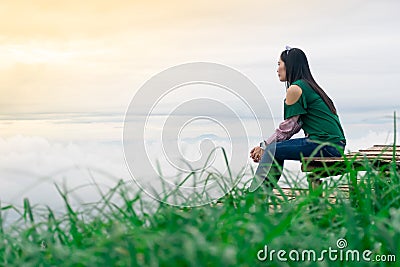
[{"x1": 1, "y1": 161, "x2": 399, "y2": 266}]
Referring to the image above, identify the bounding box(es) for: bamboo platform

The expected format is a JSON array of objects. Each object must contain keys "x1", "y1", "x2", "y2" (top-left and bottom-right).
[
  {"x1": 302, "y1": 144, "x2": 400, "y2": 172},
  {"x1": 279, "y1": 144, "x2": 400, "y2": 202}
]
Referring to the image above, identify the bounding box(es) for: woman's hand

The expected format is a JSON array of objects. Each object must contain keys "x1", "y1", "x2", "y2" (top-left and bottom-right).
[{"x1": 250, "y1": 146, "x2": 264, "y2": 163}]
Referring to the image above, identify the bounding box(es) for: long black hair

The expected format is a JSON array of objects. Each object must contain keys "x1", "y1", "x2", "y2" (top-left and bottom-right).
[{"x1": 280, "y1": 48, "x2": 337, "y2": 115}]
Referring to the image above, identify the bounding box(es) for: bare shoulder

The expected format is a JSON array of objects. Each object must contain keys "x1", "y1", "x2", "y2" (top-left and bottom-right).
[{"x1": 285, "y1": 85, "x2": 303, "y2": 105}]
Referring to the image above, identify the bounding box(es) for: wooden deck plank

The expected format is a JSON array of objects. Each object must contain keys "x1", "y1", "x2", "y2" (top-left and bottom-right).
[
  {"x1": 301, "y1": 144, "x2": 400, "y2": 173},
  {"x1": 273, "y1": 186, "x2": 352, "y2": 202},
  {"x1": 303, "y1": 157, "x2": 400, "y2": 163},
  {"x1": 287, "y1": 145, "x2": 399, "y2": 202}
]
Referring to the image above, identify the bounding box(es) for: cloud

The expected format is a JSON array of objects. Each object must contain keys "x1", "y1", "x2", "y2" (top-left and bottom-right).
[
  {"x1": 345, "y1": 130, "x2": 398, "y2": 153},
  {"x1": 0, "y1": 135, "x2": 132, "y2": 208},
  {"x1": 0, "y1": 124, "x2": 398, "y2": 209}
]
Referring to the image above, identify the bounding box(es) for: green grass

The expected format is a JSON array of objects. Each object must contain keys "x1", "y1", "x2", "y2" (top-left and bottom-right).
[
  {"x1": 0, "y1": 155, "x2": 399, "y2": 267},
  {"x1": 1, "y1": 109, "x2": 400, "y2": 266}
]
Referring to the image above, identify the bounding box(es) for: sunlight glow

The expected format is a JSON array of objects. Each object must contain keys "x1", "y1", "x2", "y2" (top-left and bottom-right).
[{"x1": 7, "y1": 45, "x2": 76, "y2": 64}]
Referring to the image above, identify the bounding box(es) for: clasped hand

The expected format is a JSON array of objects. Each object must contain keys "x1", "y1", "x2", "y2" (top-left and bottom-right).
[{"x1": 250, "y1": 146, "x2": 264, "y2": 163}]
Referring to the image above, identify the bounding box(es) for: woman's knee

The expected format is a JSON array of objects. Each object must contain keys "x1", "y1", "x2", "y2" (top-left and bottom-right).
[
  {"x1": 264, "y1": 142, "x2": 276, "y2": 153},
  {"x1": 260, "y1": 143, "x2": 276, "y2": 162}
]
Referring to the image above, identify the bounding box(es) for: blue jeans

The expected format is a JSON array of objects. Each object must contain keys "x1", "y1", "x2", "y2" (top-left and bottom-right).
[{"x1": 251, "y1": 137, "x2": 345, "y2": 191}]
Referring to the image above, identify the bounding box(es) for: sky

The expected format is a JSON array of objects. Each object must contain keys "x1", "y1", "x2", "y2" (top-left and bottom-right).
[
  {"x1": 1, "y1": 0, "x2": 400, "y2": 208},
  {"x1": 1, "y1": 0, "x2": 399, "y2": 115}
]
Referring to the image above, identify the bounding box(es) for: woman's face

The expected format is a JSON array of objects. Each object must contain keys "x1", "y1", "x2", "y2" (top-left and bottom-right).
[{"x1": 277, "y1": 58, "x2": 286, "y2": 82}]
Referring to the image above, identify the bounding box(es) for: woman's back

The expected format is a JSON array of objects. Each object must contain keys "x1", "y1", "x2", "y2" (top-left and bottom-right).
[{"x1": 284, "y1": 79, "x2": 346, "y2": 143}]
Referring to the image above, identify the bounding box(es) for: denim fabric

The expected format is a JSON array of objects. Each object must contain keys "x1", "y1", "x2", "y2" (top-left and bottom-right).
[{"x1": 253, "y1": 137, "x2": 345, "y2": 189}]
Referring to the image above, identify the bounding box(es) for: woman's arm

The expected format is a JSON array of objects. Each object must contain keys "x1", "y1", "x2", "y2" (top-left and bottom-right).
[
  {"x1": 259, "y1": 115, "x2": 302, "y2": 149},
  {"x1": 259, "y1": 85, "x2": 304, "y2": 149}
]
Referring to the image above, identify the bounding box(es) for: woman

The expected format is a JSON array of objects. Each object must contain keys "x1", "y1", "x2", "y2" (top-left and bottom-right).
[{"x1": 249, "y1": 47, "x2": 346, "y2": 191}]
